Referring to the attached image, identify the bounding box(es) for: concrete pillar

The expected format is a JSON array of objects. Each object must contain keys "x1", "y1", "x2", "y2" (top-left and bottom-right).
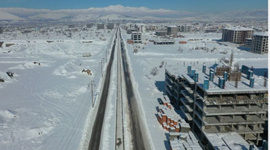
[
  {"x1": 256, "y1": 134, "x2": 260, "y2": 145},
  {"x1": 245, "y1": 115, "x2": 252, "y2": 121},
  {"x1": 231, "y1": 125, "x2": 234, "y2": 131},
  {"x1": 261, "y1": 103, "x2": 265, "y2": 109},
  {"x1": 250, "y1": 94, "x2": 255, "y2": 100},
  {"x1": 236, "y1": 125, "x2": 239, "y2": 130},
  {"x1": 234, "y1": 94, "x2": 237, "y2": 100},
  {"x1": 218, "y1": 105, "x2": 221, "y2": 109}
]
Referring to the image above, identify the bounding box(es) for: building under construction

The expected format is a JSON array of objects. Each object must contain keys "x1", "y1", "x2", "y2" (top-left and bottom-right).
[{"x1": 164, "y1": 60, "x2": 268, "y2": 147}]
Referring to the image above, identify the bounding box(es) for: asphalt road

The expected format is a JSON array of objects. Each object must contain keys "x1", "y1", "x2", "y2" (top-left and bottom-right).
[
  {"x1": 88, "y1": 29, "x2": 117, "y2": 150},
  {"x1": 119, "y1": 30, "x2": 146, "y2": 150},
  {"x1": 115, "y1": 30, "x2": 124, "y2": 150}
]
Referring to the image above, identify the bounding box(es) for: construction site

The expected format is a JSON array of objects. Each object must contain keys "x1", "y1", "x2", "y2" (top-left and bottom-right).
[{"x1": 164, "y1": 53, "x2": 268, "y2": 149}]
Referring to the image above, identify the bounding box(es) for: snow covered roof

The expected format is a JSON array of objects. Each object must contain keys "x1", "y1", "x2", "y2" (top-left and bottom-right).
[
  {"x1": 223, "y1": 27, "x2": 253, "y2": 31},
  {"x1": 254, "y1": 32, "x2": 268, "y2": 37},
  {"x1": 167, "y1": 26, "x2": 178, "y2": 28}
]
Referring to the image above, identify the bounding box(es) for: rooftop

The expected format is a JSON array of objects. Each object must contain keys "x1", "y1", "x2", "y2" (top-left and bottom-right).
[
  {"x1": 166, "y1": 62, "x2": 268, "y2": 95},
  {"x1": 167, "y1": 26, "x2": 178, "y2": 28},
  {"x1": 223, "y1": 27, "x2": 254, "y2": 31},
  {"x1": 254, "y1": 32, "x2": 268, "y2": 37}
]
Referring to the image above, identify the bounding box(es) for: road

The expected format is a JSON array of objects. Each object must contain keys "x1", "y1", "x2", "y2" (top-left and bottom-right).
[
  {"x1": 119, "y1": 29, "x2": 146, "y2": 150},
  {"x1": 115, "y1": 30, "x2": 124, "y2": 150},
  {"x1": 88, "y1": 28, "x2": 148, "y2": 150},
  {"x1": 88, "y1": 29, "x2": 117, "y2": 150}
]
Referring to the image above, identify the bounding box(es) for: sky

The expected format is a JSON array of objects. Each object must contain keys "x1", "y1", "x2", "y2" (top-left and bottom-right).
[{"x1": 0, "y1": 0, "x2": 268, "y2": 13}]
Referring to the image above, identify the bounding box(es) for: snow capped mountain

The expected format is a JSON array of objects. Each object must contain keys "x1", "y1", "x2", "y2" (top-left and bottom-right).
[
  {"x1": 0, "y1": 10, "x2": 24, "y2": 20},
  {"x1": 0, "y1": 5, "x2": 182, "y2": 21},
  {"x1": 0, "y1": 5, "x2": 267, "y2": 22},
  {"x1": 218, "y1": 9, "x2": 268, "y2": 19}
]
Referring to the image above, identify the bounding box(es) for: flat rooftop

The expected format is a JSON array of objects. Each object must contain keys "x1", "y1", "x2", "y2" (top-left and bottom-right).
[
  {"x1": 223, "y1": 27, "x2": 253, "y2": 31},
  {"x1": 167, "y1": 26, "x2": 178, "y2": 28},
  {"x1": 205, "y1": 132, "x2": 259, "y2": 150},
  {"x1": 166, "y1": 62, "x2": 268, "y2": 95},
  {"x1": 254, "y1": 32, "x2": 268, "y2": 37}
]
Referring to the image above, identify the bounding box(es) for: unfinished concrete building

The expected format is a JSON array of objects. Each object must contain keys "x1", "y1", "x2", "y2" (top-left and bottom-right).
[
  {"x1": 165, "y1": 63, "x2": 268, "y2": 147},
  {"x1": 222, "y1": 27, "x2": 254, "y2": 44}
]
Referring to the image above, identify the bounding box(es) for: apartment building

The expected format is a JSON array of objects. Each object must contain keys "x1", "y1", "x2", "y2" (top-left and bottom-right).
[
  {"x1": 167, "y1": 26, "x2": 179, "y2": 36},
  {"x1": 131, "y1": 32, "x2": 142, "y2": 43},
  {"x1": 179, "y1": 25, "x2": 192, "y2": 32},
  {"x1": 222, "y1": 27, "x2": 254, "y2": 44},
  {"x1": 251, "y1": 32, "x2": 268, "y2": 54},
  {"x1": 165, "y1": 63, "x2": 268, "y2": 146},
  {"x1": 106, "y1": 23, "x2": 115, "y2": 30},
  {"x1": 97, "y1": 24, "x2": 105, "y2": 30}
]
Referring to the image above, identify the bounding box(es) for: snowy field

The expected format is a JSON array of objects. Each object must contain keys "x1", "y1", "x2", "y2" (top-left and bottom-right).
[
  {"x1": 0, "y1": 28, "x2": 115, "y2": 150},
  {"x1": 122, "y1": 31, "x2": 268, "y2": 150}
]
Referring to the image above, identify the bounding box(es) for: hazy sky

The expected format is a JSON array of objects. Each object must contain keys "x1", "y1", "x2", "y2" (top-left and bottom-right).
[{"x1": 0, "y1": 0, "x2": 267, "y2": 13}]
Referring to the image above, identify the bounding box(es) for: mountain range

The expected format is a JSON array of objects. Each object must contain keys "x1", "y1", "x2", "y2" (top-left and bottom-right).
[{"x1": 0, "y1": 5, "x2": 267, "y2": 22}]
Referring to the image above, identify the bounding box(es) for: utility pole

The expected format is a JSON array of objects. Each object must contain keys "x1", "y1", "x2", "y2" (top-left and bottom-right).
[
  {"x1": 100, "y1": 60, "x2": 103, "y2": 77},
  {"x1": 105, "y1": 49, "x2": 108, "y2": 63}
]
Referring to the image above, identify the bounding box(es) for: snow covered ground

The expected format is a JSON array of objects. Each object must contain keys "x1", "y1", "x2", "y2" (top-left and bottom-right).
[
  {"x1": 121, "y1": 31, "x2": 268, "y2": 150},
  {"x1": 0, "y1": 28, "x2": 115, "y2": 150},
  {"x1": 0, "y1": 25, "x2": 267, "y2": 150}
]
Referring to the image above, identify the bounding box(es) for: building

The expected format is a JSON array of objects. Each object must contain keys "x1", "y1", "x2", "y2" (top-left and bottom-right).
[
  {"x1": 179, "y1": 25, "x2": 192, "y2": 33},
  {"x1": 245, "y1": 38, "x2": 253, "y2": 49},
  {"x1": 222, "y1": 27, "x2": 254, "y2": 44},
  {"x1": 106, "y1": 23, "x2": 115, "y2": 30},
  {"x1": 167, "y1": 26, "x2": 179, "y2": 36},
  {"x1": 251, "y1": 32, "x2": 268, "y2": 54},
  {"x1": 131, "y1": 32, "x2": 142, "y2": 43},
  {"x1": 97, "y1": 24, "x2": 105, "y2": 30},
  {"x1": 165, "y1": 63, "x2": 268, "y2": 146},
  {"x1": 153, "y1": 39, "x2": 175, "y2": 45},
  {"x1": 155, "y1": 31, "x2": 167, "y2": 36},
  {"x1": 0, "y1": 41, "x2": 3, "y2": 47},
  {"x1": 137, "y1": 24, "x2": 146, "y2": 32},
  {"x1": 86, "y1": 23, "x2": 94, "y2": 28}
]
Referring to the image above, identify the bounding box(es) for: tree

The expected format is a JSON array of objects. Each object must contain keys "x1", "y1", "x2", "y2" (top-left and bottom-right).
[{"x1": 150, "y1": 67, "x2": 158, "y2": 76}]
